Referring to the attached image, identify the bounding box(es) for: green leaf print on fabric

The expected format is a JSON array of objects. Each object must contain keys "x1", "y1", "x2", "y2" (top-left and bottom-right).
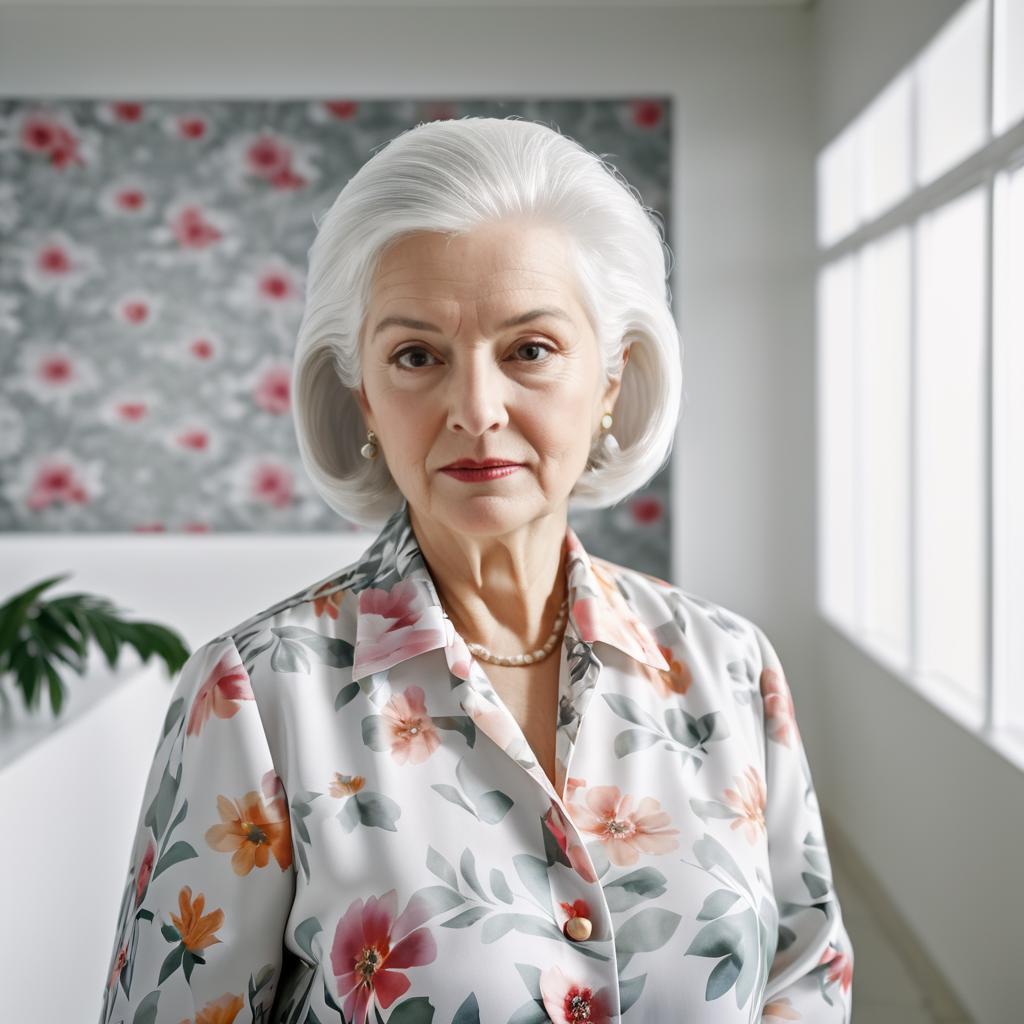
[
  {"x1": 601, "y1": 692, "x2": 732, "y2": 772},
  {"x1": 601, "y1": 866, "x2": 669, "y2": 912}
]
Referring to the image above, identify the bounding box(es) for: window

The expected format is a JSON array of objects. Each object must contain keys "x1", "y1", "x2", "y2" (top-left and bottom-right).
[{"x1": 816, "y1": 0, "x2": 1024, "y2": 770}]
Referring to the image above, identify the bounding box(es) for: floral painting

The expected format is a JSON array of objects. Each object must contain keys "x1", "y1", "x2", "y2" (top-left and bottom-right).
[{"x1": 0, "y1": 97, "x2": 671, "y2": 573}]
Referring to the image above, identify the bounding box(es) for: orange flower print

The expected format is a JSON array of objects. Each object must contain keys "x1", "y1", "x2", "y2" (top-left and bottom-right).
[
  {"x1": 177, "y1": 991, "x2": 246, "y2": 1024},
  {"x1": 721, "y1": 765, "x2": 767, "y2": 844},
  {"x1": 539, "y1": 964, "x2": 615, "y2": 1024},
  {"x1": 312, "y1": 582, "x2": 346, "y2": 620},
  {"x1": 559, "y1": 898, "x2": 592, "y2": 925},
  {"x1": 170, "y1": 885, "x2": 224, "y2": 953},
  {"x1": 330, "y1": 889, "x2": 438, "y2": 1023},
  {"x1": 569, "y1": 784, "x2": 680, "y2": 867},
  {"x1": 819, "y1": 943, "x2": 854, "y2": 993},
  {"x1": 205, "y1": 790, "x2": 293, "y2": 875},
  {"x1": 760, "y1": 665, "x2": 801, "y2": 747},
  {"x1": 108, "y1": 943, "x2": 128, "y2": 989},
  {"x1": 135, "y1": 837, "x2": 156, "y2": 907},
  {"x1": 187, "y1": 650, "x2": 255, "y2": 737},
  {"x1": 639, "y1": 647, "x2": 693, "y2": 698},
  {"x1": 330, "y1": 772, "x2": 366, "y2": 797},
  {"x1": 761, "y1": 996, "x2": 802, "y2": 1021},
  {"x1": 381, "y1": 684, "x2": 441, "y2": 765}
]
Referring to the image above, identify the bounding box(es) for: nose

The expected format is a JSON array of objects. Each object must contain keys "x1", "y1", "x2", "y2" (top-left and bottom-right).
[{"x1": 444, "y1": 348, "x2": 511, "y2": 437}]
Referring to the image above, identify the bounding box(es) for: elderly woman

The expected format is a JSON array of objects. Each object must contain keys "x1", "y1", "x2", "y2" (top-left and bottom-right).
[{"x1": 101, "y1": 117, "x2": 853, "y2": 1024}]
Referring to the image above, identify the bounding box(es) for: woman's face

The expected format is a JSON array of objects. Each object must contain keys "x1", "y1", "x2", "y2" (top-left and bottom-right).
[{"x1": 354, "y1": 219, "x2": 627, "y2": 536}]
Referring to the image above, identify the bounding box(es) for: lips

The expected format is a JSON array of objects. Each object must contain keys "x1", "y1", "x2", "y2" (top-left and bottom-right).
[{"x1": 443, "y1": 460, "x2": 522, "y2": 470}]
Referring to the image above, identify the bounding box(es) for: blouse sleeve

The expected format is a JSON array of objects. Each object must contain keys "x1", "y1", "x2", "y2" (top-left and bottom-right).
[
  {"x1": 98, "y1": 635, "x2": 296, "y2": 1024},
  {"x1": 752, "y1": 623, "x2": 855, "y2": 1023}
]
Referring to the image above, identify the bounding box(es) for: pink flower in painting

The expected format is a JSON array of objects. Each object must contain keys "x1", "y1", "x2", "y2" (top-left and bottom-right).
[
  {"x1": 36, "y1": 242, "x2": 73, "y2": 278},
  {"x1": 538, "y1": 964, "x2": 614, "y2": 1024},
  {"x1": 631, "y1": 99, "x2": 665, "y2": 129},
  {"x1": 568, "y1": 785, "x2": 680, "y2": 867},
  {"x1": 253, "y1": 364, "x2": 291, "y2": 414},
  {"x1": 630, "y1": 493, "x2": 663, "y2": 524},
  {"x1": 819, "y1": 943, "x2": 854, "y2": 993},
  {"x1": 542, "y1": 799, "x2": 598, "y2": 884},
  {"x1": 330, "y1": 889, "x2": 437, "y2": 1023},
  {"x1": 115, "y1": 293, "x2": 158, "y2": 326},
  {"x1": 20, "y1": 112, "x2": 84, "y2": 168},
  {"x1": 380, "y1": 685, "x2": 441, "y2": 766},
  {"x1": 109, "y1": 101, "x2": 144, "y2": 124},
  {"x1": 134, "y1": 838, "x2": 155, "y2": 907},
  {"x1": 116, "y1": 187, "x2": 146, "y2": 212},
  {"x1": 353, "y1": 580, "x2": 447, "y2": 677},
  {"x1": 175, "y1": 427, "x2": 211, "y2": 452},
  {"x1": 323, "y1": 100, "x2": 358, "y2": 119},
  {"x1": 174, "y1": 113, "x2": 209, "y2": 140},
  {"x1": 189, "y1": 336, "x2": 215, "y2": 360},
  {"x1": 114, "y1": 400, "x2": 148, "y2": 422},
  {"x1": 721, "y1": 765, "x2": 767, "y2": 845},
  {"x1": 258, "y1": 266, "x2": 297, "y2": 302},
  {"x1": 760, "y1": 666, "x2": 800, "y2": 748},
  {"x1": 183, "y1": 522, "x2": 211, "y2": 533},
  {"x1": 134, "y1": 523, "x2": 166, "y2": 533},
  {"x1": 245, "y1": 133, "x2": 292, "y2": 180},
  {"x1": 169, "y1": 204, "x2": 224, "y2": 249},
  {"x1": 26, "y1": 457, "x2": 91, "y2": 510},
  {"x1": 250, "y1": 461, "x2": 294, "y2": 508},
  {"x1": 186, "y1": 650, "x2": 255, "y2": 737}
]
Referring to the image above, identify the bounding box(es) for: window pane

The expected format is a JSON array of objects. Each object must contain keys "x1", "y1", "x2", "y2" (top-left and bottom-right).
[
  {"x1": 914, "y1": 186, "x2": 988, "y2": 709},
  {"x1": 860, "y1": 72, "x2": 913, "y2": 221},
  {"x1": 915, "y1": 0, "x2": 989, "y2": 186},
  {"x1": 817, "y1": 257, "x2": 858, "y2": 628},
  {"x1": 993, "y1": 165, "x2": 1024, "y2": 741},
  {"x1": 994, "y1": 0, "x2": 1024, "y2": 134},
  {"x1": 858, "y1": 229, "x2": 912, "y2": 664},
  {"x1": 817, "y1": 125, "x2": 859, "y2": 248}
]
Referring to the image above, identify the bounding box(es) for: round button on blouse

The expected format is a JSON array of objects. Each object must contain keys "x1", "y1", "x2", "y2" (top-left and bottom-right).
[{"x1": 563, "y1": 916, "x2": 593, "y2": 942}]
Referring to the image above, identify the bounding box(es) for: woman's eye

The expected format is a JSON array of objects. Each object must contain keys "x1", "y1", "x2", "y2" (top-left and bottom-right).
[{"x1": 390, "y1": 341, "x2": 554, "y2": 370}]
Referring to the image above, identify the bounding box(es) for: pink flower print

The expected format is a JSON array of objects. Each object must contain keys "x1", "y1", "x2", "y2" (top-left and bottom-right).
[
  {"x1": 261, "y1": 769, "x2": 288, "y2": 820},
  {"x1": 186, "y1": 651, "x2": 255, "y2": 737},
  {"x1": 542, "y1": 800, "x2": 598, "y2": 884},
  {"x1": 135, "y1": 838, "x2": 155, "y2": 907},
  {"x1": 721, "y1": 766, "x2": 767, "y2": 845},
  {"x1": 354, "y1": 580, "x2": 446, "y2": 677},
  {"x1": 381, "y1": 685, "x2": 440, "y2": 765},
  {"x1": 760, "y1": 666, "x2": 800, "y2": 748},
  {"x1": 819, "y1": 943, "x2": 854, "y2": 993},
  {"x1": 539, "y1": 964, "x2": 614, "y2": 1024},
  {"x1": 564, "y1": 775, "x2": 586, "y2": 803},
  {"x1": 108, "y1": 943, "x2": 128, "y2": 989},
  {"x1": 761, "y1": 996, "x2": 801, "y2": 1021},
  {"x1": 170, "y1": 204, "x2": 223, "y2": 250},
  {"x1": 330, "y1": 889, "x2": 437, "y2": 1023},
  {"x1": 568, "y1": 785, "x2": 680, "y2": 867}
]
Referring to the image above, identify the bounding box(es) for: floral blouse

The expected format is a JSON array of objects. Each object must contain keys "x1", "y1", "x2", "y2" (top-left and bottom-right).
[{"x1": 100, "y1": 497, "x2": 854, "y2": 1024}]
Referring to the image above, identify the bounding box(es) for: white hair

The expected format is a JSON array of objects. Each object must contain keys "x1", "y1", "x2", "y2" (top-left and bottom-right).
[{"x1": 292, "y1": 115, "x2": 684, "y2": 530}]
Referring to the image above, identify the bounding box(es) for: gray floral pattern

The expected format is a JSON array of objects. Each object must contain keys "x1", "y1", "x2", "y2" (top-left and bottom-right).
[{"x1": 0, "y1": 97, "x2": 671, "y2": 575}]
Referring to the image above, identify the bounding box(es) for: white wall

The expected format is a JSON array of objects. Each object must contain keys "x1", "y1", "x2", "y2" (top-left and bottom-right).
[
  {"x1": 812, "y1": 2, "x2": 1023, "y2": 1022},
  {"x1": 0, "y1": 4, "x2": 817, "y2": 1020}
]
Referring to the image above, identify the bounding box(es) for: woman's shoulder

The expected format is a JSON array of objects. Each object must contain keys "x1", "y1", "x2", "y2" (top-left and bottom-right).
[{"x1": 590, "y1": 554, "x2": 765, "y2": 656}]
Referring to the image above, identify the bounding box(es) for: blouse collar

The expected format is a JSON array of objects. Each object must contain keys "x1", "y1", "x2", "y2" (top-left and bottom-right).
[{"x1": 348, "y1": 498, "x2": 670, "y2": 683}]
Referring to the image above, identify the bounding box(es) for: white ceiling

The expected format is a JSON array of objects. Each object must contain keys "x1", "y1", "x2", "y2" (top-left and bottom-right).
[{"x1": 0, "y1": 0, "x2": 811, "y2": 8}]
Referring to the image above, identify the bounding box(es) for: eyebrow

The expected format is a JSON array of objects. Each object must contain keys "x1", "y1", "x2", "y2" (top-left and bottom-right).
[{"x1": 372, "y1": 305, "x2": 573, "y2": 338}]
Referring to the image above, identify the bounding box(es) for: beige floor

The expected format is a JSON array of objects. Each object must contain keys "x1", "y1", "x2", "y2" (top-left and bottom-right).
[{"x1": 827, "y1": 825, "x2": 975, "y2": 1024}]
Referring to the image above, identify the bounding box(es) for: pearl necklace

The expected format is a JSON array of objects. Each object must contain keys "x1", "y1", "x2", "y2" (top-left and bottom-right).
[{"x1": 454, "y1": 597, "x2": 569, "y2": 666}]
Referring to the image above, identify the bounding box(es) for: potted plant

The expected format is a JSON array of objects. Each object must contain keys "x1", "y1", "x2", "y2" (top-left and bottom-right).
[{"x1": 0, "y1": 574, "x2": 189, "y2": 718}]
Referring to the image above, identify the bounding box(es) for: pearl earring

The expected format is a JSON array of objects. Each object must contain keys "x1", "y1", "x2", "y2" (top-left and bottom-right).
[{"x1": 360, "y1": 430, "x2": 379, "y2": 459}]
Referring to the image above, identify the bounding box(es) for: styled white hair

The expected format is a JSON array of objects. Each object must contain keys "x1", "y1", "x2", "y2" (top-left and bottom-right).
[{"x1": 292, "y1": 115, "x2": 684, "y2": 530}]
